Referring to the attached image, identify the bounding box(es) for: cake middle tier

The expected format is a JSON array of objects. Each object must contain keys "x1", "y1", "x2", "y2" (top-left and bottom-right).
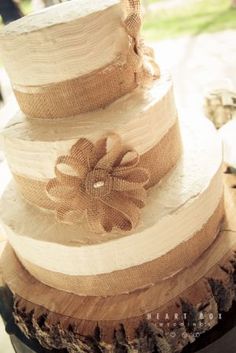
[
  {"x1": 1, "y1": 76, "x2": 181, "y2": 213},
  {"x1": 0, "y1": 116, "x2": 224, "y2": 296}
]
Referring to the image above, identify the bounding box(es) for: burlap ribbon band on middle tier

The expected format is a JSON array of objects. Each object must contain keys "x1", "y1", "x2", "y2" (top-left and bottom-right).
[{"x1": 13, "y1": 121, "x2": 182, "y2": 222}]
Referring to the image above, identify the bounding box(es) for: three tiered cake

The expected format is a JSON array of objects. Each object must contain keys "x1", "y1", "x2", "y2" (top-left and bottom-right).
[{"x1": 0, "y1": 1, "x2": 235, "y2": 352}]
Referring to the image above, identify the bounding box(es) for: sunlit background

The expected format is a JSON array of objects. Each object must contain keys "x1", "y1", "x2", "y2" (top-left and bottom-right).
[{"x1": 2, "y1": 0, "x2": 236, "y2": 39}]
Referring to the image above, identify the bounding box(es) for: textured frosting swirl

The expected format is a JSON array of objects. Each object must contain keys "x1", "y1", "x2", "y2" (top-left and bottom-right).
[{"x1": 0, "y1": 0, "x2": 129, "y2": 86}]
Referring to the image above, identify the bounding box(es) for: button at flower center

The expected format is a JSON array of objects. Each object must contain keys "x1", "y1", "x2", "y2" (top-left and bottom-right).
[
  {"x1": 93, "y1": 181, "x2": 105, "y2": 189},
  {"x1": 85, "y1": 169, "x2": 113, "y2": 198}
]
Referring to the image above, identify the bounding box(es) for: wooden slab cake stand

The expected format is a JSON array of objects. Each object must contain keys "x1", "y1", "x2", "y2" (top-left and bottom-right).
[{"x1": 0, "y1": 168, "x2": 236, "y2": 353}]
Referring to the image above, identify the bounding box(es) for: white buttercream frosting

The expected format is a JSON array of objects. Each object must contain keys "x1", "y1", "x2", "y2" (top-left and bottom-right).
[
  {"x1": 2, "y1": 76, "x2": 176, "y2": 180},
  {"x1": 0, "y1": 0, "x2": 129, "y2": 86},
  {"x1": 0, "y1": 117, "x2": 223, "y2": 276}
]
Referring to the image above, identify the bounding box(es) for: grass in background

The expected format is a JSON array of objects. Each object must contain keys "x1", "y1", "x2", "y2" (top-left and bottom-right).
[
  {"x1": 20, "y1": 0, "x2": 32, "y2": 14},
  {"x1": 0, "y1": 0, "x2": 235, "y2": 39},
  {"x1": 143, "y1": 0, "x2": 236, "y2": 40}
]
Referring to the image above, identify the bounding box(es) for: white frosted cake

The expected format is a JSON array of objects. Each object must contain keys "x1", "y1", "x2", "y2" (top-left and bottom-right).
[{"x1": 0, "y1": 1, "x2": 232, "y2": 353}]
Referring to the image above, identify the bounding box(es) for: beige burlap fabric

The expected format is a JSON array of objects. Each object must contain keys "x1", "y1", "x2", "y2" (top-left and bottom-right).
[{"x1": 16, "y1": 199, "x2": 224, "y2": 296}]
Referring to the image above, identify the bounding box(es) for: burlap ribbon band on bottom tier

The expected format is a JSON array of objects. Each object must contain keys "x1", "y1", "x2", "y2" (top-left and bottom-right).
[
  {"x1": 2, "y1": 214, "x2": 234, "y2": 343},
  {"x1": 16, "y1": 198, "x2": 224, "y2": 296}
]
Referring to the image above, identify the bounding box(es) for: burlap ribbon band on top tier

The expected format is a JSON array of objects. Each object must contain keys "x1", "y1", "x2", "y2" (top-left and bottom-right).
[
  {"x1": 13, "y1": 0, "x2": 160, "y2": 119},
  {"x1": 13, "y1": 121, "x2": 182, "y2": 234}
]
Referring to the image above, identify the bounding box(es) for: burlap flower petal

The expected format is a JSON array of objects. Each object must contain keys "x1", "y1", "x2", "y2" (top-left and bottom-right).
[
  {"x1": 55, "y1": 156, "x2": 86, "y2": 183},
  {"x1": 112, "y1": 176, "x2": 145, "y2": 192},
  {"x1": 55, "y1": 189, "x2": 91, "y2": 224},
  {"x1": 101, "y1": 189, "x2": 147, "y2": 232},
  {"x1": 46, "y1": 178, "x2": 78, "y2": 203},
  {"x1": 69, "y1": 191, "x2": 91, "y2": 211},
  {"x1": 124, "y1": 12, "x2": 141, "y2": 40},
  {"x1": 70, "y1": 138, "x2": 98, "y2": 170},
  {"x1": 122, "y1": 188, "x2": 147, "y2": 208},
  {"x1": 100, "y1": 205, "x2": 131, "y2": 233},
  {"x1": 118, "y1": 150, "x2": 140, "y2": 169},
  {"x1": 113, "y1": 167, "x2": 149, "y2": 186},
  {"x1": 56, "y1": 207, "x2": 86, "y2": 225},
  {"x1": 94, "y1": 137, "x2": 107, "y2": 161},
  {"x1": 86, "y1": 201, "x2": 108, "y2": 233},
  {"x1": 127, "y1": 0, "x2": 141, "y2": 11},
  {"x1": 101, "y1": 191, "x2": 141, "y2": 232},
  {"x1": 141, "y1": 41, "x2": 155, "y2": 58},
  {"x1": 95, "y1": 134, "x2": 124, "y2": 170}
]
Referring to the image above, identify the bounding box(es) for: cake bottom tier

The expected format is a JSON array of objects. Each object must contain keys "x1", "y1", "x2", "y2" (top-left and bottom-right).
[
  {"x1": 1, "y1": 171, "x2": 236, "y2": 353},
  {"x1": 1, "y1": 231, "x2": 236, "y2": 353},
  {"x1": 3, "y1": 226, "x2": 236, "y2": 353}
]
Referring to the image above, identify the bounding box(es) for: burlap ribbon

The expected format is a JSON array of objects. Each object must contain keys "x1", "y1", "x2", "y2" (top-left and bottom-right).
[
  {"x1": 16, "y1": 199, "x2": 224, "y2": 297},
  {"x1": 13, "y1": 121, "x2": 182, "y2": 234},
  {"x1": 1, "y1": 201, "x2": 226, "y2": 318},
  {"x1": 46, "y1": 133, "x2": 150, "y2": 233},
  {"x1": 13, "y1": 0, "x2": 160, "y2": 119}
]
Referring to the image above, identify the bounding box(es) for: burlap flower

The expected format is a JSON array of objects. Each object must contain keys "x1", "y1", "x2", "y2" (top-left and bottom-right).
[
  {"x1": 46, "y1": 134, "x2": 150, "y2": 233},
  {"x1": 124, "y1": 0, "x2": 160, "y2": 81}
]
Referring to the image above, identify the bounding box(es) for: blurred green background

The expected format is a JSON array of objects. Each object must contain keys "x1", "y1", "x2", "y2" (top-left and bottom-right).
[
  {"x1": 143, "y1": 0, "x2": 236, "y2": 40},
  {"x1": 16, "y1": 0, "x2": 236, "y2": 40}
]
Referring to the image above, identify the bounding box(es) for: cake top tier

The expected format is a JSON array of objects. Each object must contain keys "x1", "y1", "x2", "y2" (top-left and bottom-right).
[
  {"x1": 2, "y1": 0, "x2": 121, "y2": 34},
  {"x1": 0, "y1": 0, "x2": 159, "y2": 119},
  {"x1": 0, "y1": 0, "x2": 126, "y2": 85}
]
